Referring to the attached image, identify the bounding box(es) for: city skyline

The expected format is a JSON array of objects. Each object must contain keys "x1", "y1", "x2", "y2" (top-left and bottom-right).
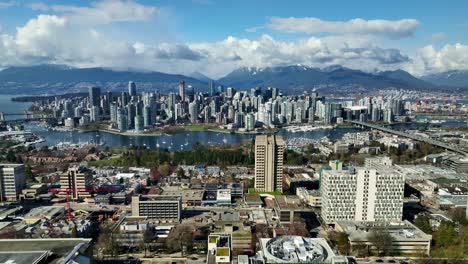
[{"x1": 0, "y1": 0, "x2": 467, "y2": 78}]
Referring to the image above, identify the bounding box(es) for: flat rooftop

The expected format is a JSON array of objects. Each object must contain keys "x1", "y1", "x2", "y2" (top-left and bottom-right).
[
  {"x1": 0, "y1": 238, "x2": 91, "y2": 257},
  {"x1": 337, "y1": 220, "x2": 432, "y2": 242},
  {"x1": 0, "y1": 251, "x2": 50, "y2": 264}
]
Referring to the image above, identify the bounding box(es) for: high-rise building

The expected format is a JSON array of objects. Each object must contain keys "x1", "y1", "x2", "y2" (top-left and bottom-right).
[
  {"x1": 0, "y1": 164, "x2": 25, "y2": 202},
  {"x1": 209, "y1": 80, "x2": 215, "y2": 96},
  {"x1": 90, "y1": 106, "x2": 100, "y2": 122},
  {"x1": 89, "y1": 86, "x2": 101, "y2": 108},
  {"x1": 59, "y1": 166, "x2": 92, "y2": 200},
  {"x1": 321, "y1": 162, "x2": 404, "y2": 225},
  {"x1": 254, "y1": 135, "x2": 284, "y2": 193},
  {"x1": 179, "y1": 81, "x2": 185, "y2": 102},
  {"x1": 128, "y1": 81, "x2": 137, "y2": 97},
  {"x1": 189, "y1": 100, "x2": 199, "y2": 123}
]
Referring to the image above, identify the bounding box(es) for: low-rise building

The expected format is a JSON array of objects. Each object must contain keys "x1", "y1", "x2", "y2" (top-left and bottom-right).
[
  {"x1": 255, "y1": 236, "x2": 338, "y2": 263},
  {"x1": 335, "y1": 220, "x2": 432, "y2": 255},
  {"x1": 131, "y1": 195, "x2": 182, "y2": 223}
]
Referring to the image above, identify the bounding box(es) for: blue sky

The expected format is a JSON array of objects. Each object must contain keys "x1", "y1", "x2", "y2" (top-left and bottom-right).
[{"x1": 0, "y1": 0, "x2": 467, "y2": 78}]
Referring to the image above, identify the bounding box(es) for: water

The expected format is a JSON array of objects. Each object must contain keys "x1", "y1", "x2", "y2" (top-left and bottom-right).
[
  {"x1": 0, "y1": 95, "x2": 32, "y2": 120},
  {"x1": 24, "y1": 123, "x2": 362, "y2": 150},
  {"x1": 2, "y1": 94, "x2": 466, "y2": 150}
]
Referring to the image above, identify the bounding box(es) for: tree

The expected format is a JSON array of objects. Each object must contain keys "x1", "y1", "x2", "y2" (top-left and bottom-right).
[
  {"x1": 368, "y1": 228, "x2": 394, "y2": 256},
  {"x1": 449, "y1": 208, "x2": 468, "y2": 226},
  {"x1": 138, "y1": 229, "x2": 153, "y2": 257},
  {"x1": 25, "y1": 164, "x2": 36, "y2": 183},
  {"x1": 336, "y1": 232, "x2": 351, "y2": 255},
  {"x1": 176, "y1": 167, "x2": 185, "y2": 178},
  {"x1": 97, "y1": 223, "x2": 120, "y2": 258},
  {"x1": 165, "y1": 224, "x2": 194, "y2": 253},
  {"x1": 415, "y1": 215, "x2": 432, "y2": 234},
  {"x1": 158, "y1": 163, "x2": 171, "y2": 177}
]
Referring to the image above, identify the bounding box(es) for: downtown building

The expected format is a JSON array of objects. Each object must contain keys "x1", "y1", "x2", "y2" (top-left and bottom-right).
[
  {"x1": 254, "y1": 135, "x2": 284, "y2": 193},
  {"x1": 321, "y1": 159, "x2": 404, "y2": 225},
  {"x1": 0, "y1": 164, "x2": 25, "y2": 202}
]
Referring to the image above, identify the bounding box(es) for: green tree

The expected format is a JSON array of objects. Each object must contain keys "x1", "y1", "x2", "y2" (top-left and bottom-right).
[
  {"x1": 414, "y1": 215, "x2": 432, "y2": 234},
  {"x1": 368, "y1": 228, "x2": 394, "y2": 256},
  {"x1": 24, "y1": 164, "x2": 36, "y2": 183}
]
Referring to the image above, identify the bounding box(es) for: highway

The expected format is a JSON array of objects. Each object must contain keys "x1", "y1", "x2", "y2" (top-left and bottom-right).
[{"x1": 347, "y1": 120, "x2": 468, "y2": 156}]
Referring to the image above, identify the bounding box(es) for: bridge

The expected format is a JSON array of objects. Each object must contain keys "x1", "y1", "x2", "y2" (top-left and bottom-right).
[{"x1": 347, "y1": 120, "x2": 468, "y2": 156}]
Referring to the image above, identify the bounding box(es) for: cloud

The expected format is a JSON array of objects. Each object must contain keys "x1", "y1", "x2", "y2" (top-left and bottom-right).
[
  {"x1": 406, "y1": 43, "x2": 468, "y2": 75},
  {"x1": 1, "y1": 2, "x2": 465, "y2": 79},
  {"x1": 192, "y1": 0, "x2": 215, "y2": 5},
  {"x1": 267, "y1": 17, "x2": 420, "y2": 39},
  {"x1": 245, "y1": 26, "x2": 264, "y2": 33},
  {"x1": 28, "y1": 0, "x2": 158, "y2": 25},
  {"x1": 0, "y1": 1, "x2": 15, "y2": 8},
  {"x1": 428, "y1": 32, "x2": 445, "y2": 42}
]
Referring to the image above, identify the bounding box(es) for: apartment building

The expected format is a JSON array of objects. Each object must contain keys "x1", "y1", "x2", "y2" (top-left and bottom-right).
[
  {"x1": 254, "y1": 135, "x2": 284, "y2": 193},
  {"x1": 0, "y1": 164, "x2": 25, "y2": 202}
]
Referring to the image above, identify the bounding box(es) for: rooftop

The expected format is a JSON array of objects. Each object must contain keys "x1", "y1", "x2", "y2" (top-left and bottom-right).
[{"x1": 336, "y1": 220, "x2": 432, "y2": 242}]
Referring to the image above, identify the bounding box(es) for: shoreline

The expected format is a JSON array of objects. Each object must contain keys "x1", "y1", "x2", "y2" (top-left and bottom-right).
[{"x1": 76, "y1": 126, "x2": 276, "y2": 137}]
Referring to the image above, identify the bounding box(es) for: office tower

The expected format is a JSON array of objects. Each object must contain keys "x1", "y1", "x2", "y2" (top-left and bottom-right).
[
  {"x1": 0, "y1": 164, "x2": 25, "y2": 202},
  {"x1": 143, "y1": 106, "x2": 151, "y2": 127},
  {"x1": 209, "y1": 80, "x2": 215, "y2": 96},
  {"x1": 89, "y1": 86, "x2": 101, "y2": 108},
  {"x1": 74, "y1": 106, "x2": 83, "y2": 118},
  {"x1": 131, "y1": 195, "x2": 182, "y2": 223},
  {"x1": 117, "y1": 108, "x2": 128, "y2": 131},
  {"x1": 90, "y1": 105, "x2": 100, "y2": 122},
  {"x1": 308, "y1": 107, "x2": 315, "y2": 123},
  {"x1": 127, "y1": 103, "x2": 136, "y2": 129},
  {"x1": 204, "y1": 106, "x2": 212, "y2": 123},
  {"x1": 254, "y1": 135, "x2": 284, "y2": 193},
  {"x1": 59, "y1": 166, "x2": 92, "y2": 200},
  {"x1": 121, "y1": 91, "x2": 129, "y2": 106},
  {"x1": 245, "y1": 113, "x2": 255, "y2": 131},
  {"x1": 179, "y1": 81, "x2": 185, "y2": 102},
  {"x1": 110, "y1": 103, "x2": 118, "y2": 123},
  {"x1": 134, "y1": 115, "x2": 143, "y2": 132},
  {"x1": 189, "y1": 101, "x2": 199, "y2": 123},
  {"x1": 226, "y1": 87, "x2": 236, "y2": 98},
  {"x1": 321, "y1": 164, "x2": 404, "y2": 225},
  {"x1": 128, "y1": 81, "x2": 137, "y2": 97}
]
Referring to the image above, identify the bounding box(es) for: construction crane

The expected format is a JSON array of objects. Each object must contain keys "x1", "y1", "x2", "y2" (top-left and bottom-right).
[{"x1": 48, "y1": 188, "x2": 74, "y2": 221}]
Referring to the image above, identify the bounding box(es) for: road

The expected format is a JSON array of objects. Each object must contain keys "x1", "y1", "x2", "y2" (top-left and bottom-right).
[{"x1": 347, "y1": 120, "x2": 468, "y2": 156}]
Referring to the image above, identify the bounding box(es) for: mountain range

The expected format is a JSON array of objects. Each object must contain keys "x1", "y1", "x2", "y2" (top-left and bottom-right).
[
  {"x1": 421, "y1": 70, "x2": 468, "y2": 88},
  {"x1": 0, "y1": 64, "x2": 466, "y2": 95}
]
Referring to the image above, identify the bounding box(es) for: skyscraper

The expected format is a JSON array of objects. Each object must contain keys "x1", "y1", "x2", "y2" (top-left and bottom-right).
[
  {"x1": 89, "y1": 86, "x2": 101, "y2": 108},
  {"x1": 209, "y1": 80, "x2": 215, "y2": 96},
  {"x1": 179, "y1": 81, "x2": 185, "y2": 102},
  {"x1": 254, "y1": 135, "x2": 284, "y2": 193},
  {"x1": 0, "y1": 164, "x2": 25, "y2": 202},
  {"x1": 128, "y1": 81, "x2": 137, "y2": 97}
]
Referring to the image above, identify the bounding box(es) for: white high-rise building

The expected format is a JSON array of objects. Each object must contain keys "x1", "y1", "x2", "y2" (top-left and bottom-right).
[{"x1": 321, "y1": 163, "x2": 404, "y2": 225}]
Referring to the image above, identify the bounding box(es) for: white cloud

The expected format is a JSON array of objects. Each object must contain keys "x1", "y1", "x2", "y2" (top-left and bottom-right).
[
  {"x1": 0, "y1": 1, "x2": 15, "y2": 9},
  {"x1": 28, "y1": 0, "x2": 158, "y2": 25},
  {"x1": 1, "y1": 1, "x2": 466, "y2": 79},
  {"x1": 428, "y1": 32, "x2": 445, "y2": 42},
  {"x1": 245, "y1": 26, "x2": 263, "y2": 33},
  {"x1": 405, "y1": 44, "x2": 468, "y2": 75},
  {"x1": 267, "y1": 17, "x2": 420, "y2": 39}
]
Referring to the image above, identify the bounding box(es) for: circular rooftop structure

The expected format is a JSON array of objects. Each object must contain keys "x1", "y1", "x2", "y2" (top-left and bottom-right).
[{"x1": 265, "y1": 236, "x2": 328, "y2": 263}]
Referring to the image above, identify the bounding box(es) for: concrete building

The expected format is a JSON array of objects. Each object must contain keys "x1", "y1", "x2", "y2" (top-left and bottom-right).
[
  {"x1": 321, "y1": 165, "x2": 404, "y2": 225},
  {"x1": 131, "y1": 195, "x2": 182, "y2": 223},
  {"x1": 59, "y1": 166, "x2": 92, "y2": 200},
  {"x1": 254, "y1": 135, "x2": 284, "y2": 193},
  {"x1": 336, "y1": 220, "x2": 432, "y2": 255},
  {"x1": 255, "y1": 236, "x2": 338, "y2": 263},
  {"x1": 0, "y1": 164, "x2": 25, "y2": 202}
]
